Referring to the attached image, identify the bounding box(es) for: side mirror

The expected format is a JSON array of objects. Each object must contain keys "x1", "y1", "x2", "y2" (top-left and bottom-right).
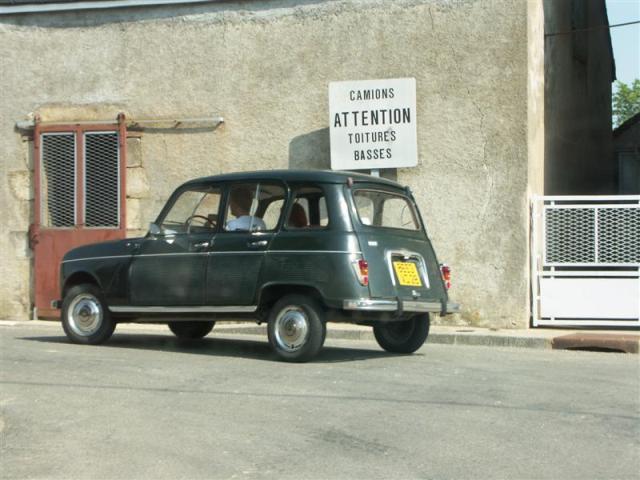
[{"x1": 149, "y1": 222, "x2": 161, "y2": 235}]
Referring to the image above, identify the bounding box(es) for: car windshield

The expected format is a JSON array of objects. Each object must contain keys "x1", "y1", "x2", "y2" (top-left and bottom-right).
[{"x1": 352, "y1": 189, "x2": 420, "y2": 231}]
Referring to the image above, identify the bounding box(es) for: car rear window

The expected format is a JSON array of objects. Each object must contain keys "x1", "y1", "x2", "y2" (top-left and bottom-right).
[{"x1": 352, "y1": 189, "x2": 420, "y2": 231}]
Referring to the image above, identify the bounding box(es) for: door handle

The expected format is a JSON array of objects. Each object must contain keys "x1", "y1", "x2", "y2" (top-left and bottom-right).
[
  {"x1": 193, "y1": 241, "x2": 210, "y2": 248},
  {"x1": 248, "y1": 240, "x2": 268, "y2": 248}
]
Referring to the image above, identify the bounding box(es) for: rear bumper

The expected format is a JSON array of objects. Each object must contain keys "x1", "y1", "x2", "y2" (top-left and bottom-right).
[{"x1": 343, "y1": 298, "x2": 461, "y2": 315}]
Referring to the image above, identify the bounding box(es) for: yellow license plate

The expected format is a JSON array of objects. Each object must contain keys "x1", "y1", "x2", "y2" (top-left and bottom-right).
[{"x1": 393, "y1": 261, "x2": 422, "y2": 287}]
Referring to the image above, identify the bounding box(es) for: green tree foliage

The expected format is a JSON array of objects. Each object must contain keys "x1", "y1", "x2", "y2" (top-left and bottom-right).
[{"x1": 612, "y1": 79, "x2": 640, "y2": 128}]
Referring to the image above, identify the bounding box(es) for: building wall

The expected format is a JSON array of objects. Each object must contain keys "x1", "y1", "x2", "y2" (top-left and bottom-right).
[
  {"x1": 613, "y1": 115, "x2": 640, "y2": 194},
  {"x1": 543, "y1": 0, "x2": 615, "y2": 195},
  {"x1": 0, "y1": 0, "x2": 530, "y2": 327}
]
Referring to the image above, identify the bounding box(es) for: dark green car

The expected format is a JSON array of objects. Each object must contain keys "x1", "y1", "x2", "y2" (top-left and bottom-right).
[{"x1": 58, "y1": 170, "x2": 459, "y2": 362}]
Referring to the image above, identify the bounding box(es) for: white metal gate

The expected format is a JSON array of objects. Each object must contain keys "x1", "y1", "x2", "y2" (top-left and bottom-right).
[{"x1": 531, "y1": 196, "x2": 640, "y2": 327}]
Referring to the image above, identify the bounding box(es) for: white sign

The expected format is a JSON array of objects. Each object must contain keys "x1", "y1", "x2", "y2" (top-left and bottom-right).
[{"x1": 329, "y1": 78, "x2": 418, "y2": 171}]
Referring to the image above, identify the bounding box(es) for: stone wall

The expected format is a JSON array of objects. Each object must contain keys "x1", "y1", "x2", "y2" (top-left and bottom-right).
[{"x1": 0, "y1": 0, "x2": 531, "y2": 327}]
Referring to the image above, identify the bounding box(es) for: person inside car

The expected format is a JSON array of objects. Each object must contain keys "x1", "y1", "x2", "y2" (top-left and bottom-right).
[
  {"x1": 288, "y1": 202, "x2": 308, "y2": 228},
  {"x1": 226, "y1": 186, "x2": 267, "y2": 231}
]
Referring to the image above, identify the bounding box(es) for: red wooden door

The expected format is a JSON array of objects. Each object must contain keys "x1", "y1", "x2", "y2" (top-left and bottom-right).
[{"x1": 31, "y1": 118, "x2": 127, "y2": 318}]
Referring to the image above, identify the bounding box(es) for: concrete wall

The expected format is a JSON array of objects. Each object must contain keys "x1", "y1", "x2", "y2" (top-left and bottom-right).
[
  {"x1": 0, "y1": 0, "x2": 530, "y2": 327},
  {"x1": 543, "y1": 0, "x2": 615, "y2": 195}
]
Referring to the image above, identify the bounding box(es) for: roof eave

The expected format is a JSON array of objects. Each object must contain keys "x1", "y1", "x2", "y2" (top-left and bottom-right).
[{"x1": 613, "y1": 112, "x2": 640, "y2": 137}]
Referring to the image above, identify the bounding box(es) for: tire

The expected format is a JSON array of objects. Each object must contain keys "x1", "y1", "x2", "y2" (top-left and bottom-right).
[
  {"x1": 267, "y1": 294, "x2": 326, "y2": 363},
  {"x1": 373, "y1": 314, "x2": 430, "y2": 354},
  {"x1": 61, "y1": 283, "x2": 116, "y2": 345},
  {"x1": 168, "y1": 321, "x2": 215, "y2": 339}
]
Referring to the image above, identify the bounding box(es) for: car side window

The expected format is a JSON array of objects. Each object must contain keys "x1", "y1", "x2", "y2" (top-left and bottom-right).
[
  {"x1": 160, "y1": 187, "x2": 221, "y2": 234},
  {"x1": 224, "y1": 183, "x2": 285, "y2": 232},
  {"x1": 262, "y1": 198, "x2": 285, "y2": 229},
  {"x1": 286, "y1": 187, "x2": 329, "y2": 229}
]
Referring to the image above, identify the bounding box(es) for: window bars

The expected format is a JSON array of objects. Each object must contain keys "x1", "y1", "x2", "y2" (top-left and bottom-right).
[{"x1": 39, "y1": 130, "x2": 122, "y2": 229}]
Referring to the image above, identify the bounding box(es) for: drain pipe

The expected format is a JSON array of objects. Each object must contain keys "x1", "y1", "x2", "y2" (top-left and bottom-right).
[{"x1": 0, "y1": 0, "x2": 217, "y2": 15}]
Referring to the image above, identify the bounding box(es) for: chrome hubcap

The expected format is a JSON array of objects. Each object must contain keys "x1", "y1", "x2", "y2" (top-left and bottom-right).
[
  {"x1": 274, "y1": 306, "x2": 309, "y2": 352},
  {"x1": 68, "y1": 294, "x2": 102, "y2": 336}
]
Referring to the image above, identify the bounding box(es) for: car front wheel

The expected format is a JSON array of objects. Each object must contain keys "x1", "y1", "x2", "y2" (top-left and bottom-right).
[
  {"x1": 267, "y1": 294, "x2": 326, "y2": 362},
  {"x1": 168, "y1": 321, "x2": 215, "y2": 339},
  {"x1": 61, "y1": 283, "x2": 116, "y2": 345},
  {"x1": 373, "y1": 314, "x2": 430, "y2": 354}
]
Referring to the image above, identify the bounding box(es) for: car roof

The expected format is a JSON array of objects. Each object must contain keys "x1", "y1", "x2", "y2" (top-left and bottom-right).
[{"x1": 182, "y1": 169, "x2": 405, "y2": 189}]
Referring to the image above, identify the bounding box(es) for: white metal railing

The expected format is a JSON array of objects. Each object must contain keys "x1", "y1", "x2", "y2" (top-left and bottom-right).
[{"x1": 531, "y1": 195, "x2": 640, "y2": 327}]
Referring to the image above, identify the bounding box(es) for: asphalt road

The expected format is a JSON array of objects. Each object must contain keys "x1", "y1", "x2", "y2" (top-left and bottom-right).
[{"x1": 1, "y1": 322, "x2": 639, "y2": 480}]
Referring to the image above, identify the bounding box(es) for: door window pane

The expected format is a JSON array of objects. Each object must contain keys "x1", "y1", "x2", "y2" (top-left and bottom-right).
[
  {"x1": 287, "y1": 187, "x2": 329, "y2": 229},
  {"x1": 225, "y1": 183, "x2": 285, "y2": 232},
  {"x1": 41, "y1": 133, "x2": 76, "y2": 227},
  {"x1": 85, "y1": 132, "x2": 119, "y2": 227},
  {"x1": 191, "y1": 189, "x2": 221, "y2": 232},
  {"x1": 262, "y1": 198, "x2": 284, "y2": 229},
  {"x1": 162, "y1": 188, "x2": 221, "y2": 234}
]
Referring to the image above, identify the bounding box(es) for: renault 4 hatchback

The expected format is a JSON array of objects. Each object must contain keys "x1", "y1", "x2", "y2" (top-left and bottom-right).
[{"x1": 57, "y1": 170, "x2": 459, "y2": 362}]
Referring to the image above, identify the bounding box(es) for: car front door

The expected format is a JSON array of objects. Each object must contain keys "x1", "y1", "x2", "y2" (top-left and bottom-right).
[
  {"x1": 205, "y1": 182, "x2": 285, "y2": 306},
  {"x1": 128, "y1": 185, "x2": 221, "y2": 306}
]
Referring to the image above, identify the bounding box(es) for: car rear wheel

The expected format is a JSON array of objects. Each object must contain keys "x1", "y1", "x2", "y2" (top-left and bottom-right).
[
  {"x1": 373, "y1": 314, "x2": 430, "y2": 354},
  {"x1": 267, "y1": 294, "x2": 326, "y2": 362},
  {"x1": 61, "y1": 283, "x2": 116, "y2": 345},
  {"x1": 168, "y1": 321, "x2": 215, "y2": 339}
]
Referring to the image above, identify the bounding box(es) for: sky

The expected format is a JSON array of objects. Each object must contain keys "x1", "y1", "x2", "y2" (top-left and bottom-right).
[{"x1": 606, "y1": 0, "x2": 640, "y2": 86}]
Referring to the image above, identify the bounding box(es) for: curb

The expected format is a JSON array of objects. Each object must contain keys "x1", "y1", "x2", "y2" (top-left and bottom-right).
[{"x1": 427, "y1": 332, "x2": 553, "y2": 350}]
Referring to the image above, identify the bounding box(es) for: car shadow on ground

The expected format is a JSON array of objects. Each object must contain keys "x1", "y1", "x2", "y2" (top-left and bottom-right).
[{"x1": 20, "y1": 331, "x2": 404, "y2": 363}]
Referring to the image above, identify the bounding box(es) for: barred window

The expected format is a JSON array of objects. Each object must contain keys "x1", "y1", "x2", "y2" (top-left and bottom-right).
[
  {"x1": 41, "y1": 133, "x2": 76, "y2": 228},
  {"x1": 40, "y1": 129, "x2": 121, "y2": 228},
  {"x1": 84, "y1": 133, "x2": 119, "y2": 227}
]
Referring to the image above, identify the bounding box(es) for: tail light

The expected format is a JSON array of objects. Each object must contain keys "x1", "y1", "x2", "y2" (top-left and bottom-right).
[
  {"x1": 440, "y1": 264, "x2": 451, "y2": 290},
  {"x1": 352, "y1": 258, "x2": 369, "y2": 286}
]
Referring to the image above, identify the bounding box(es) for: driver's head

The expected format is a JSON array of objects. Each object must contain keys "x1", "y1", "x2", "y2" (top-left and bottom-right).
[{"x1": 230, "y1": 187, "x2": 253, "y2": 216}]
